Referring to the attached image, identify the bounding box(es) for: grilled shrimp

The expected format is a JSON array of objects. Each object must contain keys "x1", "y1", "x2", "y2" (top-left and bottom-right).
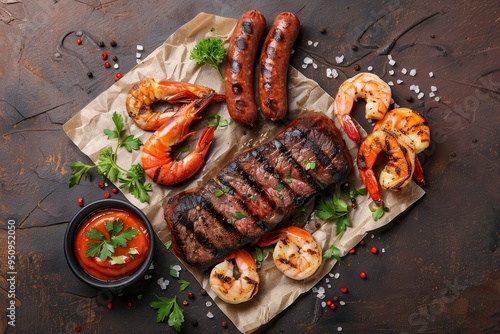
[
  {"x1": 357, "y1": 128, "x2": 416, "y2": 205},
  {"x1": 372, "y1": 108, "x2": 431, "y2": 185},
  {"x1": 334, "y1": 72, "x2": 392, "y2": 143},
  {"x1": 209, "y1": 249, "x2": 260, "y2": 304},
  {"x1": 141, "y1": 93, "x2": 216, "y2": 185},
  {"x1": 257, "y1": 226, "x2": 322, "y2": 280},
  {"x1": 126, "y1": 78, "x2": 225, "y2": 131}
]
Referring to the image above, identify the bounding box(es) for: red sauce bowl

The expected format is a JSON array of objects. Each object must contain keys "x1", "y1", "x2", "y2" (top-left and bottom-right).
[{"x1": 64, "y1": 199, "x2": 155, "y2": 292}]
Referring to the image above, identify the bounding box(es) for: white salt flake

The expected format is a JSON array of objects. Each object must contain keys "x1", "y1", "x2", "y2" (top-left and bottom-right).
[
  {"x1": 136, "y1": 52, "x2": 142, "y2": 59},
  {"x1": 328, "y1": 273, "x2": 334, "y2": 278},
  {"x1": 206, "y1": 301, "x2": 212, "y2": 307},
  {"x1": 335, "y1": 55, "x2": 344, "y2": 64},
  {"x1": 302, "y1": 64, "x2": 308, "y2": 69},
  {"x1": 401, "y1": 68, "x2": 408, "y2": 75},
  {"x1": 136, "y1": 44, "x2": 144, "y2": 51},
  {"x1": 389, "y1": 70, "x2": 395, "y2": 76},
  {"x1": 307, "y1": 40, "x2": 313, "y2": 46},
  {"x1": 326, "y1": 68, "x2": 332, "y2": 78},
  {"x1": 388, "y1": 81, "x2": 394, "y2": 86},
  {"x1": 113, "y1": 63, "x2": 119, "y2": 69},
  {"x1": 339, "y1": 300, "x2": 346, "y2": 306},
  {"x1": 418, "y1": 92, "x2": 425, "y2": 99},
  {"x1": 431, "y1": 85, "x2": 437, "y2": 92},
  {"x1": 371, "y1": 234, "x2": 375, "y2": 239},
  {"x1": 206, "y1": 312, "x2": 214, "y2": 319},
  {"x1": 435, "y1": 96, "x2": 440, "y2": 102},
  {"x1": 312, "y1": 62, "x2": 318, "y2": 69},
  {"x1": 397, "y1": 79, "x2": 404, "y2": 84},
  {"x1": 327, "y1": 284, "x2": 332, "y2": 288},
  {"x1": 136, "y1": 59, "x2": 142, "y2": 64},
  {"x1": 382, "y1": 248, "x2": 386, "y2": 253},
  {"x1": 321, "y1": 301, "x2": 326, "y2": 308},
  {"x1": 291, "y1": 49, "x2": 295, "y2": 54},
  {"x1": 388, "y1": 59, "x2": 396, "y2": 66},
  {"x1": 409, "y1": 84, "x2": 416, "y2": 91},
  {"x1": 334, "y1": 273, "x2": 340, "y2": 279},
  {"x1": 144, "y1": 274, "x2": 152, "y2": 280},
  {"x1": 337, "y1": 326, "x2": 343, "y2": 332},
  {"x1": 409, "y1": 69, "x2": 417, "y2": 76},
  {"x1": 394, "y1": 103, "x2": 400, "y2": 108},
  {"x1": 304, "y1": 57, "x2": 313, "y2": 64},
  {"x1": 149, "y1": 263, "x2": 155, "y2": 269},
  {"x1": 429, "y1": 71, "x2": 434, "y2": 77},
  {"x1": 429, "y1": 92, "x2": 436, "y2": 98},
  {"x1": 387, "y1": 54, "x2": 393, "y2": 60},
  {"x1": 313, "y1": 41, "x2": 319, "y2": 47},
  {"x1": 414, "y1": 86, "x2": 420, "y2": 94},
  {"x1": 332, "y1": 68, "x2": 339, "y2": 78},
  {"x1": 367, "y1": 66, "x2": 373, "y2": 71}
]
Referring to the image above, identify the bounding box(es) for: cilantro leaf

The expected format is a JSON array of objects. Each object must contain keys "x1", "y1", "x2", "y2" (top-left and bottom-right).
[
  {"x1": 150, "y1": 295, "x2": 185, "y2": 332},
  {"x1": 69, "y1": 161, "x2": 96, "y2": 187}
]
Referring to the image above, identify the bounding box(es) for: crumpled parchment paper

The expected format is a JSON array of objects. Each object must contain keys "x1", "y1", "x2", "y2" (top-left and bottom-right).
[{"x1": 63, "y1": 12, "x2": 425, "y2": 334}]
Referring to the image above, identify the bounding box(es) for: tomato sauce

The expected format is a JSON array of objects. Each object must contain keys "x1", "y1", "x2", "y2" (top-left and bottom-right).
[{"x1": 74, "y1": 208, "x2": 150, "y2": 281}]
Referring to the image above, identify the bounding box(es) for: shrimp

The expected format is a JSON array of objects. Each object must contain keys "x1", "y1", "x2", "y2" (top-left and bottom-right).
[
  {"x1": 257, "y1": 226, "x2": 322, "y2": 280},
  {"x1": 141, "y1": 93, "x2": 215, "y2": 185},
  {"x1": 126, "y1": 78, "x2": 225, "y2": 131},
  {"x1": 209, "y1": 249, "x2": 260, "y2": 304},
  {"x1": 372, "y1": 108, "x2": 431, "y2": 186},
  {"x1": 357, "y1": 128, "x2": 416, "y2": 205},
  {"x1": 334, "y1": 72, "x2": 392, "y2": 143}
]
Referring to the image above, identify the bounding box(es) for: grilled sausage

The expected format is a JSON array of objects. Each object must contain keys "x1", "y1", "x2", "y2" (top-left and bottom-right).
[
  {"x1": 224, "y1": 10, "x2": 267, "y2": 126},
  {"x1": 164, "y1": 112, "x2": 353, "y2": 268},
  {"x1": 258, "y1": 12, "x2": 300, "y2": 121}
]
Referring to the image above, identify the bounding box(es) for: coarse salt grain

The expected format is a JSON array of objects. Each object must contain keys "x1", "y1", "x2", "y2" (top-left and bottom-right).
[
  {"x1": 136, "y1": 45, "x2": 144, "y2": 51},
  {"x1": 307, "y1": 40, "x2": 313, "y2": 46},
  {"x1": 418, "y1": 92, "x2": 425, "y2": 99},
  {"x1": 394, "y1": 103, "x2": 400, "y2": 108},
  {"x1": 332, "y1": 69, "x2": 339, "y2": 78},
  {"x1": 409, "y1": 84, "x2": 416, "y2": 91},
  {"x1": 339, "y1": 301, "x2": 346, "y2": 306},
  {"x1": 388, "y1": 81, "x2": 394, "y2": 86},
  {"x1": 431, "y1": 85, "x2": 437, "y2": 92},
  {"x1": 337, "y1": 326, "x2": 343, "y2": 331},
  {"x1": 335, "y1": 55, "x2": 344, "y2": 64},
  {"x1": 387, "y1": 54, "x2": 393, "y2": 60},
  {"x1": 206, "y1": 301, "x2": 212, "y2": 307},
  {"x1": 367, "y1": 66, "x2": 373, "y2": 71},
  {"x1": 409, "y1": 69, "x2": 417, "y2": 76},
  {"x1": 113, "y1": 63, "x2": 119, "y2": 69},
  {"x1": 302, "y1": 64, "x2": 308, "y2": 69},
  {"x1": 312, "y1": 62, "x2": 318, "y2": 69},
  {"x1": 144, "y1": 274, "x2": 152, "y2": 280},
  {"x1": 321, "y1": 301, "x2": 326, "y2": 308},
  {"x1": 401, "y1": 68, "x2": 407, "y2": 75},
  {"x1": 382, "y1": 248, "x2": 386, "y2": 253},
  {"x1": 136, "y1": 59, "x2": 142, "y2": 64},
  {"x1": 328, "y1": 273, "x2": 334, "y2": 278},
  {"x1": 397, "y1": 79, "x2": 404, "y2": 84},
  {"x1": 206, "y1": 312, "x2": 214, "y2": 319},
  {"x1": 334, "y1": 273, "x2": 340, "y2": 279},
  {"x1": 429, "y1": 71, "x2": 434, "y2": 77},
  {"x1": 435, "y1": 97, "x2": 440, "y2": 102},
  {"x1": 388, "y1": 59, "x2": 396, "y2": 66},
  {"x1": 389, "y1": 70, "x2": 395, "y2": 75},
  {"x1": 313, "y1": 41, "x2": 319, "y2": 47},
  {"x1": 429, "y1": 92, "x2": 436, "y2": 98},
  {"x1": 136, "y1": 52, "x2": 142, "y2": 59},
  {"x1": 304, "y1": 57, "x2": 313, "y2": 64}
]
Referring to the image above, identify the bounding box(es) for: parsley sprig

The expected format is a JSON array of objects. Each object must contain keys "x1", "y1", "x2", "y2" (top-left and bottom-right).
[
  {"x1": 69, "y1": 112, "x2": 152, "y2": 203},
  {"x1": 85, "y1": 219, "x2": 139, "y2": 261},
  {"x1": 189, "y1": 37, "x2": 226, "y2": 81},
  {"x1": 150, "y1": 295, "x2": 184, "y2": 332}
]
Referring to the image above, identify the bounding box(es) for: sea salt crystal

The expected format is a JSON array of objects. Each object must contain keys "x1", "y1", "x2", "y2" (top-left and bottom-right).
[
  {"x1": 304, "y1": 57, "x2": 313, "y2": 64},
  {"x1": 326, "y1": 68, "x2": 332, "y2": 78},
  {"x1": 414, "y1": 86, "x2": 420, "y2": 94},
  {"x1": 409, "y1": 69, "x2": 417, "y2": 76},
  {"x1": 371, "y1": 234, "x2": 375, "y2": 239},
  {"x1": 334, "y1": 273, "x2": 340, "y2": 279},
  {"x1": 435, "y1": 97, "x2": 440, "y2": 102},
  {"x1": 312, "y1": 62, "x2": 318, "y2": 69},
  {"x1": 389, "y1": 70, "x2": 395, "y2": 75},
  {"x1": 337, "y1": 326, "x2": 343, "y2": 331},
  {"x1": 149, "y1": 263, "x2": 155, "y2": 270},
  {"x1": 387, "y1": 54, "x2": 393, "y2": 60},
  {"x1": 332, "y1": 68, "x2": 339, "y2": 78},
  {"x1": 313, "y1": 41, "x2": 319, "y2": 47},
  {"x1": 328, "y1": 273, "x2": 334, "y2": 278},
  {"x1": 367, "y1": 66, "x2": 373, "y2": 71},
  {"x1": 335, "y1": 55, "x2": 344, "y2": 64},
  {"x1": 394, "y1": 103, "x2": 400, "y2": 108},
  {"x1": 206, "y1": 312, "x2": 214, "y2": 319},
  {"x1": 206, "y1": 301, "x2": 212, "y2": 307},
  {"x1": 388, "y1": 59, "x2": 396, "y2": 66},
  {"x1": 136, "y1": 59, "x2": 141, "y2": 64},
  {"x1": 401, "y1": 68, "x2": 408, "y2": 75},
  {"x1": 327, "y1": 284, "x2": 332, "y2": 288},
  {"x1": 302, "y1": 64, "x2": 308, "y2": 69},
  {"x1": 307, "y1": 40, "x2": 313, "y2": 46},
  {"x1": 431, "y1": 85, "x2": 437, "y2": 92},
  {"x1": 321, "y1": 301, "x2": 326, "y2": 308},
  {"x1": 339, "y1": 301, "x2": 346, "y2": 306},
  {"x1": 388, "y1": 81, "x2": 394, "y2": 86},
  {"x1": 325, "y1": 278, "x2": 330, "y2": 283},
  {"x1": 409, "y1": 84, "x2": 416, "y2": 91},
  {"x1": 382, "y1": 248, "x2": 386, "y2": 253},
  {"x1": 136, "y1": 52, "x2": 142, "y2": 59},
  {"x1": 429, "y1": 71, "x2": 434, "y2": 77},
  {"x1": 144, "y1": 274, "x2": 152, "y2": 280},
  {"x1": 113, "y1": 63, "x2": 119, "y2": 69},
  {"x1": 157, "y1": 277, "x2": 169, "y2": 290},
  {"x1": 397, "y1": 79, "x2": 404, "y2": 84},
  {"x1": 418, "y1": 92, "x2": 425, "y2": 99},
  {"x1": 137, "y1": 44, "x2": 144, "y2": 51},
  {"x1": 429, "y1": 92, "x2": 436, "y2": 98}
]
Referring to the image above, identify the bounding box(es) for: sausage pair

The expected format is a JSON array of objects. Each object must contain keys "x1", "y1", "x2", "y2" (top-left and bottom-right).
[{"x1": 224, "y1": 10, "x2": 300, "y2": 125}]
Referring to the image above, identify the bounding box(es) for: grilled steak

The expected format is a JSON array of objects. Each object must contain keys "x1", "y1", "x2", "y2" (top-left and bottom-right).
[{"x1": 164, "y1": 112, "x2": 353, "y2": 268}]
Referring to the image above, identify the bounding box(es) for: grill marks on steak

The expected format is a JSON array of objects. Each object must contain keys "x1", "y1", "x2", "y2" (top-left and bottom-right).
[{"x1": 165, "y1": 112, "x2": 353, "y2": 268}]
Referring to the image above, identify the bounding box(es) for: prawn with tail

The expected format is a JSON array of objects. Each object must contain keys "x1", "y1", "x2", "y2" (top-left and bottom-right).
[
  {"x1": 141, "y1": 92, "x2": 217, "y2": 185},
  {"x1": 372, "y1": 108, "x2": 431, "y2": 186},
  {"x1": 334, "y1": 72, "x2": 392, "y2": 143},
  {"x1": 126, "y1": 78, "x2": 225, "y2": 131},
  {"x1": 209, "y1": 249, "x2": 260, "y2": 304},
  {"x1": 257, "y1": 226, "x2": 322, "y2": 280}
]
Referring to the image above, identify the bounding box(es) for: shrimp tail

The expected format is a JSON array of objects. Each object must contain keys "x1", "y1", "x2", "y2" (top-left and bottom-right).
[
  {"x1": 413, "y1": 155, "x2": 426, "y2": 186},
  {"x1": 341, "y1": 114, "x2": 361, "y2": 143},
  {"x1": 359, "y1": 169, "x2": 383, "y2": 206}
]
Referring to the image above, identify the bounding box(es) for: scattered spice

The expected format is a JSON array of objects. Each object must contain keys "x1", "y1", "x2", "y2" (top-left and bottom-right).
[
  {"x1": 351, "y1": 44, "x2": 358, "y2": 51},
  {"x1": 371, "y1": 246, "x2": 379, "y2": 254},
  {"x1": 319, "y1": 27, "x2": 327, "y2": 34},
  {"x1": 106, "y1": 302, "x2": 113, "y2": 310},
  {"x1": 450, "y1": 152, "x2": 456, "y2": 157},
  {"x1": 187, "y1": 291, "x2": 194, "y2": 299},
  {"x1": 405, "y1": 95, "x2": 413, "y2": 102},
  {"x1": 87, "y1": 72, "x2": 93, "y2": 78},
  {"x1": 112, "y1": 55, "x2": 118, "y2": 61},
  {"x1": 359, "y1": 271, "x2": 367, "y2": 279},
  {"x1": 222, "y1": 321, "x2": 228, "y2": 327},
  {"x1": 353, "y1": 63, "x2": 360, "y2": 71},
  {"x1": 112, "y1": 187, "x2": 118, "y2": 194},
  {"x1": 340, "y1": 287, "x2": 348, "y2": 294},
  {"x1": 101, "y1": 52, "x2": 108, "y2": 60},
  {"x1": 78, "y1": 197, "x2": 84, "y2": 207},
  {"x1": 359, "y1": 239, "x2": 366, "y2": 246},
  {"x1": 200, "y1": 289, "x2": 207, "y2": 296},
  {"x1": 104, "y1": 192, "x2": 111, "y2": 199},
  {"x1": 110, "y1": 40, "x2": 117, "y2": 47},
  {"x1": 348, "y1": 248, "x2": 356, "y2": 255},
  {"x1": 191, "y1": 320, "x2": 198, "y2": 327},
  {"x1": 472, "y1": 138, "x2": 477, "y2": 143},
  {"x1": 104, "y1": 62, "x2": 111, "y2": 68},
  {"x1": 430, "y1": 34, "x2": 436, "y2": 38},
  {"x1": 76, "y1": 38, "x2": 82, "y2": 45},
  {"x1": 98, "y1": 41, "x2": 105, "y2": 47},
  {"x1": 182, "y1": 300, "x2": 188, "y2": 306},
  {"x1": 98, "y1": 182, "x2": 105, "y2": 188},
  {"x1": 74, "y1": 325, "x2": 81, "y2": 332}
]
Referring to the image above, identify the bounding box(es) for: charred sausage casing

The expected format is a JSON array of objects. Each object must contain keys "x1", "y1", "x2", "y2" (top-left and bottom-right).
[
  {"x1": 224, "y1": 10, "x2": 267, "y2": 126},
  {"x1": 258, "y1": 12, "x2": 300, "y2": 121},
  {"x1": 164, "y1": 112, "x2": 353, "y2": 268}
]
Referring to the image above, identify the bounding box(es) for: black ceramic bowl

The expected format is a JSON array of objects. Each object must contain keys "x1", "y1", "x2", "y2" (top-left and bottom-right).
[{"x1": 64, "y1": 199, "x2": 155, "y2": 292}]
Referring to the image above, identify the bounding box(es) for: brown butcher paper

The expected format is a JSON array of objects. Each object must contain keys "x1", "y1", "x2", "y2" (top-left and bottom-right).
[{"x1": 63, "y1": 12, "x2": 425, "y2": 333}]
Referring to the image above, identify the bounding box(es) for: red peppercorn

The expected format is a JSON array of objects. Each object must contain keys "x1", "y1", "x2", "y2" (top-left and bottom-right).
[
  {"x1": 187, "y1": 291, "x2": 194, "y2": 299},
  {"x1": 360, "y1": 271, "x2": 367, "y2": 279},
  {"x1": 106, "y1": 302, "x2": 112, "y2": 310},
  {"x1": 112, "y1": 188, "x2": 118, "y2": 194},
  {"x1": 348, "y1": 248, "x2": 356, "y2": 255},
  {"x1": 98, "y1": 182, "x2": 105, "y2": 188},
  {"x1": 78, "y1": 197, "x2": 84, "y2": 207},
  {"x1": 76, "y1": 38, "x2": 82, "y2": 45},
  {"x1": 326, "y1": 300, "x2": 333, "y2": 307},
  {"x1": 329, "y1": 303, "x2": 336, "y2": 310},
  {"x1": 351, "y1": 202, "x2": 357, "y2": 208},
  {"x1": 340, "y1": 287, "x2": 348, "y2": 294},
  {"x1": 371, "y1": 246, "x2": 379, "y2": 254},
  {"x1": 74, "y1": 325, "x2": 81, "y2": 332},
  {"x1": 104, "y1": 62, "x2": 111, "y2": 68},
  {"x1": 114, "y1": 72, "x2": 123, "y2": 81},
  {"x1": 127, "y1": 302, "x2": 133, "y2": 308},
  {"x1": 104, "y1": 192, "x2": 111, "y2": 199},
  {"x1": 101, "y1": 52, "x2": 108, "y2": 60}
]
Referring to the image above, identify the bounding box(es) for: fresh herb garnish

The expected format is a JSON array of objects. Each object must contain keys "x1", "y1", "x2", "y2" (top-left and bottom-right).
[
  {"x1": 254, "y1": 247, "x2": 265, "y2": 269},
  {"x1": 150, "y1": 295, "x2": 184, "y2": 332},
  {"x1": 316, "y1": 193, "x2": 351, "y2": 234},
  {"x1": 85, "y1": 219, "x2": 139, "y2": 261},
  {"x1": 206, "y1": 114, "x2": 229, "y2": 129},
  {"x1": 178, "y1": 279, "x2": 190, "y2": 291},
  {"x1": 304, "y1": 159, "x2": 316, "y2": 170},
  {"x1": 69, "y1": 112, "x2": 152, "y2": 203},
  {"x1": 164, "y1": 240, "x2": 172, "y2": 250},
  {"x1": 189, "y1": 37, "x2": 226, "y2": 81},
  {"x1": 323, "y1": 243, "x2": 344, "y2": 263},
  {"x1": 370, "y1": 202, "x2": 386, "y2": 221},
  {"x1": 231, "y1": 212, "x2": 248, "y2": 220}
]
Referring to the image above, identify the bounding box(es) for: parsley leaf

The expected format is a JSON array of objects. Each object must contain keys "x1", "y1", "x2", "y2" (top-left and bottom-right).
[
  {"x1": 119, "y1": 163, "x2": 152, "y2": 203},
  {"x1": 150, "y1": 295, "x2": 184, "y2": 331},
  {"x1": 304, "y1": 159, "x2": 316, "y2": 170},
  {"x1": 189, "y1": 37, "x2": 226, "y2": 81},
  {"x1": 84, "y1": 219, "x2": 138, "y2": 261},
  {"x1": 69, "y1": 161, "x2": 95, "y2": 187},
  {"x1": 323, "y1": 244, "x2": 344, "y2": 263},
  {"x1": 370, "y1": 203, "x2": 386, "y2": 221},
  {"x1": 178, "y1": 279, "x2": 190, "y2": 291}
]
